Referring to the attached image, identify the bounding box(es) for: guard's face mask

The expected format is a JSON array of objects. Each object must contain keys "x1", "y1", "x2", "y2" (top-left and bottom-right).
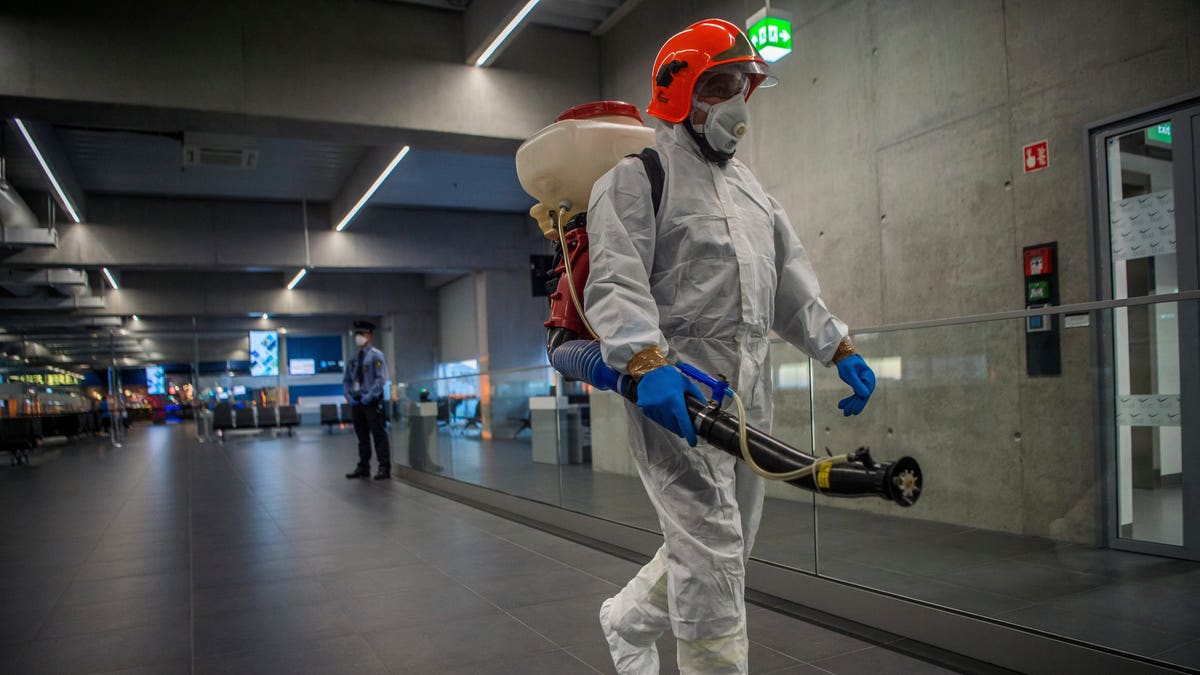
[{"x1": 354, "y1": 334, "x2": 368, "y2": 347}]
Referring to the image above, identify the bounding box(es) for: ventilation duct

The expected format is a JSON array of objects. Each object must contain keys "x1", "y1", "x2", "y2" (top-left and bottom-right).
[
  {"x1": 0, "y1": 268, "x2": 90, "y2": 296},
  {"x1": 0, "y1": 291, "x2": 105, "y2": 310},
  {"x1": 0, "y1": 156, "x2": 56, "y2": 247}
]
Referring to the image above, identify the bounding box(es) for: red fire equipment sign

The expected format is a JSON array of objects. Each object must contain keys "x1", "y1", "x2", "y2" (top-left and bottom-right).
[{"x1": 1023, "y1": 140, "x2": 1048, "y2": 173}]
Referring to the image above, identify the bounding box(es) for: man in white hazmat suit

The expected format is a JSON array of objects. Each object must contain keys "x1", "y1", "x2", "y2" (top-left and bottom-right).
[{"x1": 584, "y1": 18, "x2": 877, "y2": 674}]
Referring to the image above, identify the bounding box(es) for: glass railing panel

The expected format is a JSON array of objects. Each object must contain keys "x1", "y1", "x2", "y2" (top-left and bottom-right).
[
  {"x1": 427, "y1": 373, "x2": 481, "y2": 482},
  {"x1": 803, "y1": 301, "x2": 1199, "y2": 667},
  {"x1": 811, "y1": 321, "x2": 1019, "y2": 594},
  {"x1": 395, "y1": 367, "x2": 567, "y2": 508},
  {"x1": 472, "y1": 366, "x2": 564, "y2": 506},
  {"x1": 560, "y1": 387, "x2": 660, "y2": 533},
  {"x1": 752, "y1": 339, "x2": 818, "y2": 573}
]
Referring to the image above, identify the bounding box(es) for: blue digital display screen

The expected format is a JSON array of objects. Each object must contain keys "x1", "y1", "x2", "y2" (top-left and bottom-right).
[
  {"x1": 146, "y1": 366, "x2": 166, "y2": 394},
  {"x1": 249, "y1": 330, "x2": 279, "y2": 376}
]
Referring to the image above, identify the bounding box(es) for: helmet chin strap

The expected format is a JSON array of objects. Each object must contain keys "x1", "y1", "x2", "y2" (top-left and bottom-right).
[{"x1": 683, "y1": 117, "x2": 734, "y2": 164}]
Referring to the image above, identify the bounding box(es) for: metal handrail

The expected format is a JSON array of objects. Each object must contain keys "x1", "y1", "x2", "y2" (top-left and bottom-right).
[
  {"x1": 846, "y1": 290, "x2": 1200, "y2": 337},
  {"x1": 398, "y1": 292, "x2": 1200, "y2": 384},
  {"x1": 400, "y1": 362, "x2": 555, "y2": 387}
]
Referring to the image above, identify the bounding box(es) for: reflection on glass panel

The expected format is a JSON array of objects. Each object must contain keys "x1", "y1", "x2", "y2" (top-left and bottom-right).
[
  {"x1": 1106, "y1": 122, "x2": 1182, "y2": 547},
  {"x1": 814, "y1": 321, "x2": 1043, "y2": 592},
  {"x1": 398, "y1": 368, "x2": 566, "y2": 507},
  {"x1": 753, "y1": 340, "x2": 816, "y2": 573},
  {"x1": 562, "y1": 387, "x2": 660, "y2": 533},
  {"x1": 803, "y1": 306, "x2": 1198, "y2": 664}
]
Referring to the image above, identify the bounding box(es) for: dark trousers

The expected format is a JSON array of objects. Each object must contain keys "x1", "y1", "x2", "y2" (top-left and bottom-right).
[{"x1": 352, "y1": 401, "x2": 391, "y2": 471}]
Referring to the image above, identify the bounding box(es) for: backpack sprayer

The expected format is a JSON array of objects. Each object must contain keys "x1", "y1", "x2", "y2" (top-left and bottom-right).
[{"x1": 516, "y1": 101, "x2": 921, "y2": 507}]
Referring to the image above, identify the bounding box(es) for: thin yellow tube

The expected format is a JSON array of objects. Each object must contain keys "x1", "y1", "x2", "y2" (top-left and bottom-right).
[{"x1": 556, "y1": 206, "x2": 598, "y2": 339}]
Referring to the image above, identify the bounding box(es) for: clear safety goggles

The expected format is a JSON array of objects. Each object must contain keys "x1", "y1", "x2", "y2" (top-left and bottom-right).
[{"x1": 694, "y1": 62, "x2": 778, "y2": 101}]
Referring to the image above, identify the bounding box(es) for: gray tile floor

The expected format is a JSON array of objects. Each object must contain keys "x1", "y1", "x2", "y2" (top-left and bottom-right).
[
  {"x1": 402, "y1": 429, "x2": 1200, "y2": 671},
  {"x1": 1, "y1": 425, "x2": 964, "y2": 674}
]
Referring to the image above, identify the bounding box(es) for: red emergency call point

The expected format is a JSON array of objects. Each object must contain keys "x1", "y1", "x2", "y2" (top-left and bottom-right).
[
  {"x1": 1023, "y1": 140, "x2": 1049, "y2": 173},
  {"x1": 1024, "y1": 246, "x2": 1054, "y2": 277}
]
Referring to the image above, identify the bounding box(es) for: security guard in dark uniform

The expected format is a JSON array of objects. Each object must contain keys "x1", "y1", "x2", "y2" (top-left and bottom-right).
[{"x1": 343, "y1": 320, "x2": 392, "y2": 479}]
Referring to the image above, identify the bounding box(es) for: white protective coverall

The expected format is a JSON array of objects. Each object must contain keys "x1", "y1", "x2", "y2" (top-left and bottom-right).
[{"x1": 584, "y1": 120, "x2": 849, "y2": 674}]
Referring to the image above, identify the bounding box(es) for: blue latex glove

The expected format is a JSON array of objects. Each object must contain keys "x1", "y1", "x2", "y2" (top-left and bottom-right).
[
  {"x1": 359, "y1": 394, "x2": 374, "y2": 406},
  {"x1": 349, "y1": 392, "x2": 363, "y2": 405},
  {"x1": 835, "y1": 354, "x2": 876, "y2": 416},
  {"x1": 637, "y1": 365, "x2": 705, "y2": 446}
]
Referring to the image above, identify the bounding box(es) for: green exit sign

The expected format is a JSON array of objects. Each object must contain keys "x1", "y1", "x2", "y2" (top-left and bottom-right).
[
  {"x1": 748, "y1": 16, "x2": 792, "y2": 63},
  {"x1": 1146, "y1": 122, "x2": 1171, "y2": 145}
]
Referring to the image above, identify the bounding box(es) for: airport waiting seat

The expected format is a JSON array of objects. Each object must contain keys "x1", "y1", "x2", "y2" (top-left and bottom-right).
[
  {"x1": 41, "y1": 414, "x2": 82, "y2": 440},
  {"x1": 339, "y1": 403, "x2": 354, "y2": 425},
  {"x1": 436, "y1": 399, "x2": 451, "y2": 429},
  {"x1": 38, "y1": 415, "x2": 57, "y2": 439},
  {"x1": 508, "y1": 404, "x2": 531, "y2": 439},
  {"x1": 40, "y1": 415, "x2": 61, "y2": 439},
  {"x1": 457, "y1": 399, "x2": 482, "y2": 434},
  {"x1": 257, "y1": 407, "x2": 279, "y2": 428},
  {"x1": 81, "y1": 411, "x2": 100, "y2": 434},
  {"x1": 0, "y1": 417, "x2": 37, "y2": 465},
  {"x1": 213, "y1": 404, "x2": 234, "y2": 440},
  {"x1": 320, "y1": 404, "x2": 340, "y2": 433},
  {"x1": 278, "y1": 405, "x2": 300, "y2": 435},
  {"x1": 74, "y1": 412, "x2": 89, "y2": 435},
  {"x1": 234, "y1": 407, "x2": 255, "y2": 429}
]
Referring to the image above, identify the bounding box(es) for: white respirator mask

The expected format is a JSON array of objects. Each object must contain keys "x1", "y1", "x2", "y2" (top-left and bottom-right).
[
  {"x1": 693, "y1": 94, "x2": 750, "y2": 155},
  {"x1": 354, "y1": 335, "x2": 368, "y2": 347}
]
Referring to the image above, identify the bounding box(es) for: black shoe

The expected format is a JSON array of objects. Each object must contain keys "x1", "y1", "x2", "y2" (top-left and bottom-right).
[
  {"x1": 345, "y1": 468, "x2": 370, "y2": 479},
  {"x1": 373, "y1": 470, "x2": 391, "y2": 480}
]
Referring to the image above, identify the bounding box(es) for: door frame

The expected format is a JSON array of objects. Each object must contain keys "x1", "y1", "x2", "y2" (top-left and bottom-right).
[{"x1": 1086, "y1": 91, "x2": 1200, "y2": 560}]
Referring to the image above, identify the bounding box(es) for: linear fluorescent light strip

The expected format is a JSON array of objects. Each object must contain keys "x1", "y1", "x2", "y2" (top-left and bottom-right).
[
  {"x1": 287, "y1": 268, "x2": 308, "y2": 290},
  {"x1": 13, "y1": 118, "x2": 81, "y2": 223},
  {"x1": 474, "y1": 0, "x2": 542, "y2": 67},
  {"x1": 335, "y1": 146, "x2": 411, "y2": 232},
  {"x1": 101, "y1": 267, "x2": 119, "y2": 290}
]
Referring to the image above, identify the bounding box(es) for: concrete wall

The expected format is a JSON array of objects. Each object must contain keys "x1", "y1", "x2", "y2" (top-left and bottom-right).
[
  {"x1": 599, "y1": 0, "x2": 1200, "y2": 543},
  {"x1": 438, "y1": 275, "x2": 478, "y2": 365},
  {"x1": 477, "y1": 264, "x2": 555, "y2": 435},
  {"x1": 429, "y1": 263, "x2": 556, "y2": 435},
  {"x1": 384, "y1": 309, "x2": 438, "y2": 384},
  {"x1": 478, "y1": 268, "x2": 542, "y2": 371},
  {"x1": 478, "y1": 271, "x2": 552, "y2": 372}
]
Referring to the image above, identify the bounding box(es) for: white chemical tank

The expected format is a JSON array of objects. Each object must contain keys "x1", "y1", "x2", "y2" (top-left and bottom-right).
[{"x1": 516, "y1": 101, "x2": 655, "y2": 238}]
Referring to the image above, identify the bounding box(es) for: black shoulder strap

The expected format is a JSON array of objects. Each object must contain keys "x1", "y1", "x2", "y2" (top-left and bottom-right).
[{"x1": 628, "y1": 147, "x2": 664, "y2": 216}]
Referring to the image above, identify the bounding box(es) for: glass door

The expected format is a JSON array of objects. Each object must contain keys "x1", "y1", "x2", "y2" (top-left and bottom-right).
[{"x1": 1093, "y1": 98, "x2": 1199, "y2": 558}]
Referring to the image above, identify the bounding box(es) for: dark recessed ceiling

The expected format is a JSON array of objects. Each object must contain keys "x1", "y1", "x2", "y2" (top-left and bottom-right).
[
  {"x1": 5, "y1": 125, "x2": 532, "y2": 213},
  {"x1": 385, "y1": 0, "x2": 627, "y2": 33}
]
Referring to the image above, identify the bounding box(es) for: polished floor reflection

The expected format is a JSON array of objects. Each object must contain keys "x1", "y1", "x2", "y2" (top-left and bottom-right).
[
  {"x1": 0, "y1": 425, "x2": 964, "y2": 674},
  {"x1": 407, "y1": 431, "x2": 1200, "y2": 670}
]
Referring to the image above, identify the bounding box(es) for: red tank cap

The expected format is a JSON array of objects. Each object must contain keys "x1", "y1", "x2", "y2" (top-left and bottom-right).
[{"x1": 556, "y1": 101, "x2": 644, "y2": 124}]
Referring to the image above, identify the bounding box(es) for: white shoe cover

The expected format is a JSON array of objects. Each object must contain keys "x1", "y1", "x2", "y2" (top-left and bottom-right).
[{"x1": 600, "y1": 597, "x2": 660, "y2": 674}]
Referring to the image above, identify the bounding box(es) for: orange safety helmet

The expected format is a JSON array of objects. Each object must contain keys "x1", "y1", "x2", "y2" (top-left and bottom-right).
[{"x1": 647, "y1": 18, "x2": 777, "y2": 124}]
